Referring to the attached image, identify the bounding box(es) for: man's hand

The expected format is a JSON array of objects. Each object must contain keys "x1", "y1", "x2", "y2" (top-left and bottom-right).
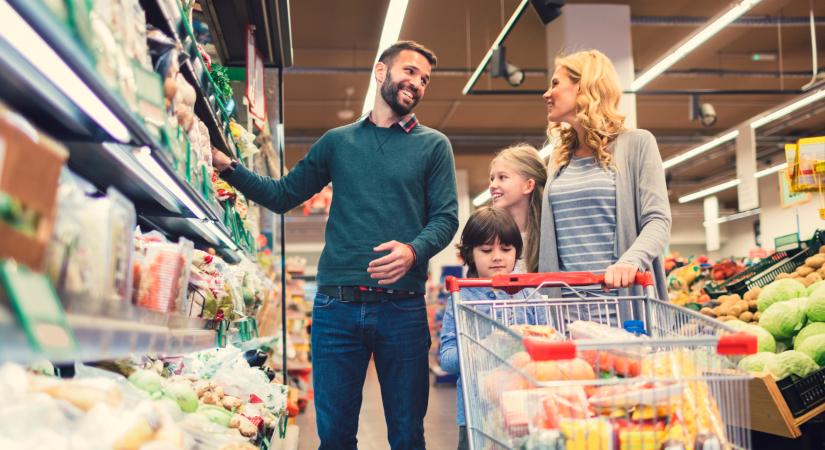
[
  {"x1": 603, "y1": 262, "x2": 638, "y2": 290},
  {"x1": 211, "y1": 147, "x2": 232, "y2": 172},
  {"x1": 367, "y1": 241, "x2": 415, "y2": 285}
]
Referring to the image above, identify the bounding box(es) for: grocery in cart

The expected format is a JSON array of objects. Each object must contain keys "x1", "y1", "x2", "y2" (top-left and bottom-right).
[{"x1": 446, "y1": 272, "x2": 758, "y2": 450}]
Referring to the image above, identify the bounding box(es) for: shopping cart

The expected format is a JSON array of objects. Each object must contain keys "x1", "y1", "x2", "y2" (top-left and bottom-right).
[{"x1": 446, "y1": 272, "x2": 758, "y2": 450}]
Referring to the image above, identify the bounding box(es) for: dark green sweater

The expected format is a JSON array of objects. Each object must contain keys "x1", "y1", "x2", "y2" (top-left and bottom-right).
[{"x1": 224, "y1": 118, "x2": 458, "y2": 292}]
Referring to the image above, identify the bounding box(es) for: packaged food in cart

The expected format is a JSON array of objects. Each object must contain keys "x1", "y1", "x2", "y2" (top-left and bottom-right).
[{"x1": 446, "y1": 271, "x2": 758, "y2": 450}]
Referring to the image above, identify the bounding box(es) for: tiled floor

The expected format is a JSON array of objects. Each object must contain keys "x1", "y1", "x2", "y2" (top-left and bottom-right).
[{"x1": 296, "y1": 361, "x2": 459, "y2": 450}]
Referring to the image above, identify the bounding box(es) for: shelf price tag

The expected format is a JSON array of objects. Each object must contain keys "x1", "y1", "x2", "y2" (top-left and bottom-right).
[
  {"x1": 246, "y1": 26, "x2": 267, "y2": 127},
  {"x1": 0, "y1": 261, "x2": 77, "y2": 359}
]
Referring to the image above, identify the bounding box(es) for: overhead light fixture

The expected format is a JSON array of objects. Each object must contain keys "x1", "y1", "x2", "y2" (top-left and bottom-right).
[
  {"x1": 0, "y1": 1, "x2": 131, "y2": 143},
  {"x1": 678, "y1": 179, "x2": 741, "y2": 204},
  {"x1": 678, "y1": 162, "x2": 789, "y2": 204},
  {"x1": 690, "y1": 95, "x2": 717, "y2": 128},
  {"x1": 361, "y1": 0, "x2": 410, "y2": 115},
  {"x1": 462, "y1": 0, "x2": 530, "y2": 95},
  {"x1": 132, "y1": 146, "x2": 208, "y2": 220},
  {"x1": 662, "y1": 130, "x2": 739, "y2": 170},
  {"x1": 754, "y1": 162, "x2": 788, "y2": 178},
  {"x1": 749, "y1": 87, "x2": 825, "y2": 129},
  {"x1": 490, "y1": 46, "x2": 525, "y2": 87},
  {"x1": 631, "y1": 0, "x2": 762, "y2": 91}
]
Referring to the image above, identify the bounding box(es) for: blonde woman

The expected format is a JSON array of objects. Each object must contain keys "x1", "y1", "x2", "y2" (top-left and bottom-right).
[
  {"x1": 489, "y1": 144, "x2": 548, "y2": 273},
  {"x1": 539, "y1": 49, "x2": 671, "y2": 306}
]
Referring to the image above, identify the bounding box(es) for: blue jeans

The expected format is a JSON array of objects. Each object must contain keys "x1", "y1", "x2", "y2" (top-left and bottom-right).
[{"x1": 311, "y1": 293, "x2": 431, "y2": 450}]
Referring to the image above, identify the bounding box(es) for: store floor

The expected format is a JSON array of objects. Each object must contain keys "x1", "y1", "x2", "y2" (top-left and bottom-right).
[{"x1": 296, "y1": 360, "x2": 459, "y2": 449}]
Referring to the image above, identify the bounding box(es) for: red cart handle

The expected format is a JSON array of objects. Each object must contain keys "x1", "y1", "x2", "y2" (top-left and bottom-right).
[{"x1": 446, "y1": 271, "x2": 654, "y2": 293}]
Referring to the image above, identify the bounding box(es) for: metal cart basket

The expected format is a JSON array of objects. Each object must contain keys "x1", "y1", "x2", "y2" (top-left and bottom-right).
[{"x1": 445, "y1": 272, "x2": 757, "y2": 450}]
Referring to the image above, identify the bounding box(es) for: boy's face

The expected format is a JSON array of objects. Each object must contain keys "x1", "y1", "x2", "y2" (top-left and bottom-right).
[{"x1": 472, "y1": 238, "x2": 517, "y2": 277}]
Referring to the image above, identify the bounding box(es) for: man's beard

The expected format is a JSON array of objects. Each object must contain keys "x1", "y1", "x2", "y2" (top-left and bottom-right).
[{"x1": 380, "y1": 74, "x2": 418, "y2": 116}]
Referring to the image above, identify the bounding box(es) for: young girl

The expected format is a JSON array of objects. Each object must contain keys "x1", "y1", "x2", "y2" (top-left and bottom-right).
[
  {"x1": 439, "y1": 206, "x2": 525, "y2": 450},
  {"x1": 489, "y1": 144, "x2": 548, "y2": 273}
]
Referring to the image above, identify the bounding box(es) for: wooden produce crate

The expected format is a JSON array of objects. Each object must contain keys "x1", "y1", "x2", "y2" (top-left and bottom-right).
[{"x1": 748, "y1": 370, "x2": 825, "y2": 438}]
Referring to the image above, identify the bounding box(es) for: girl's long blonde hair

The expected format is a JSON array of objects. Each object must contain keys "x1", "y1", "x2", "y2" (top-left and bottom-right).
[
  {"x1": 548, "y1": 50, "x2": 625, "y2": 172},
  {"x1": 491, "y1": 144, "x2": 547, "y2": 273}
]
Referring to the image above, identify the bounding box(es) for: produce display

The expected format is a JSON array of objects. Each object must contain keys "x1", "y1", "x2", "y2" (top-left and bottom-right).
[{"x1": 0, "y1": 344, "x2": 287, "y2": 450}]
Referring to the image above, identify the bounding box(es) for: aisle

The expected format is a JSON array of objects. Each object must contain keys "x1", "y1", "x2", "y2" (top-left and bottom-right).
[{"x1": 296, "y1": 360, "x2": 458, "y2": 449}]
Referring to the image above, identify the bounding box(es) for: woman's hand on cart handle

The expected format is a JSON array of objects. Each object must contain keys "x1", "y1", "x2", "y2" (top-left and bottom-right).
[{"x1": 603, "y1": 262, "x2": 639, "y2": 290}]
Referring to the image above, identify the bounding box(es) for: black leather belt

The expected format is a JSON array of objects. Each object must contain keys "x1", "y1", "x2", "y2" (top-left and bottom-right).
[{"x1": 317, "y1": 285, "x2": 422, "y2": 303}]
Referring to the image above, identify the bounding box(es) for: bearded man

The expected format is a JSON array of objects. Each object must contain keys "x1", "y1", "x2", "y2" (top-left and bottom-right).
[{"x1": 211, "y1": 41, "x2": 458, "y2": 450}]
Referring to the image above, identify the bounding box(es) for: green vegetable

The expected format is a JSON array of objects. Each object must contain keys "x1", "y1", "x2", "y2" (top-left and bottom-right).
[
  {"x1": 806, "y1": 287, "x2": 825, "y2": 322},
  {"x1": 794, "y1": 322, "x2": 825, "y2": 348},
  {"x1": 738, "y1": 352, "x2": 777, "y2": 373},
  {"x1": 775, "y1": 339, "x2": 792, "y2": 354},
  {"x1": 796, "y1": 334, "x2": 825, "y2": 366},
  {"x1": 128, "y1": 369, "x2": 164, "y2": 394},
  {"x1": 196, "y1": 405, "x2": 233, "y2": 427},
  {"x1": 210, "y1": 64, "x2": 233, "y2": 100},
  {"x1": 759, "y1": 300, "x2": 807, "y2": 340},
  {"x1": 765, "y1": 350, "x2": 819, "y2": 380},
  {"x1": 725, "y1": 320, "x2": 748, "y2": 331},
  {"x1": 162, "y1": 382, "x2": 199, "y2": 413},
  {"x1": 741, "y1": 324, "x2": 777, "y2": 353},
  {"x1": 758, "y1": 279, "x2": 806, "y2": 312}
]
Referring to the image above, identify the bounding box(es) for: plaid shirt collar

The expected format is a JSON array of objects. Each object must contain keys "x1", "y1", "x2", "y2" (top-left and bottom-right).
[{"x1": 361, "y1": 112, "x2": 419, "y2": 133}]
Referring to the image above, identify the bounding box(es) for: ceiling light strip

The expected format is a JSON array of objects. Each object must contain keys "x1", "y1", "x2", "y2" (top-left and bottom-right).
[
  {"x1": 0, "y1": 1, "x2": 131, "y2": 142},
  {"x1": 461, "y1": 0, "x2": 530, "y2": 95},
  {"x1": 678, "y1": 161, "x2": 789, "y2": 204},
  {"x1": 750, "y1": 87, "x2": 825, "y2": 129},
  {"x1": 361, "y1": 0, "x2": 410, "y2": 115},
  {"x1": 662, "y1": 130, "x2": 739, "y2": 170},
  {"x1": 631, "y1": 0, "x2": 762, "y2": 91}
]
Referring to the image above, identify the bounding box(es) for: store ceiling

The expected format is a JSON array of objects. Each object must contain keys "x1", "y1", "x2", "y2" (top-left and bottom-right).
[{"x1": 277, "y1": 0, "x2": 825, "y2": 211}]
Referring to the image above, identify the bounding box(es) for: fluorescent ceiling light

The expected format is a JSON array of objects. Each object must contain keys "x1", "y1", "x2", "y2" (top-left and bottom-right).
[
  {"x1": 662, "y1": 130, "x2": 739, "y2": 170},
  {"x1": 361, "y1": 0, "x2": 409, "y2": 115},
  {"x1": 132, "y1": 147, "x2": 208, "y2": 219},
  {"x1": 678, "y1": 179, "x2": 741, "y2": 204},
  {"x1": 461, "y1": 0, "x2": 530, "y2": 95},
  {"x1": 631, "y1": 0, "x2": 762, "y2": 91},
  {"x1": 678, "y1": 162, "x2": 788, "y2": 204},
  {"x1": 749, "y1": 87, "x2": 825, "y2": 129},
  {"x1": 754, "y1": 162, "x2": 788, "y2": 178},
  {"x1": 0, "y1": 1, "x2": 131, "y2": 142}
]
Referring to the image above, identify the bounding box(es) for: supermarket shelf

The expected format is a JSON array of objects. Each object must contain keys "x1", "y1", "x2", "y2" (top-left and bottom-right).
[
  {"x1": 140, "y1": 0, "x2": 237, "y2": 158},
  {"x1": 0, "y1": 312, "x2": 216, "y2": 364},
  {"x1": 0, "y1": 0, "x2": 250, "y2": 257}
]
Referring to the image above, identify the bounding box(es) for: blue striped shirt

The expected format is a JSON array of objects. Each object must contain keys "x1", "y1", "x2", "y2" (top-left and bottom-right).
[{"x1": 549, "y1": 156, "x2": 618, "y2": 274}]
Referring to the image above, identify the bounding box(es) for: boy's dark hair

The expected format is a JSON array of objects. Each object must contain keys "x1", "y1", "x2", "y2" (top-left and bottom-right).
[
  {"x1": 379, "y1": 40, "x2": 438, "y2": 68},
  {"x1": 457, "y1": 207, "x2": 523, "y2": 276}
]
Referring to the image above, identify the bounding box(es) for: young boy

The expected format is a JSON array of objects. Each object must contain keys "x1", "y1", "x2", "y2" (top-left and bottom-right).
[{"x1": 439, "y1": 206, "x2": 530, "y2": 450}]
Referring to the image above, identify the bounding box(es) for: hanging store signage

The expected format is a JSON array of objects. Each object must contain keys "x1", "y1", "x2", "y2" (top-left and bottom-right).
[{"x1": 246, "y1": 26, "x2": 267, "y2": 126}]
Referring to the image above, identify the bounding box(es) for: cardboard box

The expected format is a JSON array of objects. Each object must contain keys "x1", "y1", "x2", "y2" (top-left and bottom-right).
[{"x1": 0, "y1": 111, "x2": 68, "y2": 271}]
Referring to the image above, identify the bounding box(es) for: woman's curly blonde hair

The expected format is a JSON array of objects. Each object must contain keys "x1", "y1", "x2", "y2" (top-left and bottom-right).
[{"x1": 548, "y1": 50, "x2": 626, "y2": 171}]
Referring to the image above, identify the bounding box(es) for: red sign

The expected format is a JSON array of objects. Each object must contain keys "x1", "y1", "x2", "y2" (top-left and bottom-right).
[{"x1": 246, "y1": 26, "x2": 266, "y2": 126}]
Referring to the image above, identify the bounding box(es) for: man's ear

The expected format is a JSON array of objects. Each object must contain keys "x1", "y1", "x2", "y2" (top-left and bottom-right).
[{"x1": 375, "y1": 61, "x2": 387, "y2": 84}]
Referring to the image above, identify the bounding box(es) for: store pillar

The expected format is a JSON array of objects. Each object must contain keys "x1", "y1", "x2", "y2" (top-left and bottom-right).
[
  {"x1": 736, "y1": 124, "x2": 759, "y2": 211},
  {"x1": 544, "y1": 4, "x2": 636, "y2": 128}
]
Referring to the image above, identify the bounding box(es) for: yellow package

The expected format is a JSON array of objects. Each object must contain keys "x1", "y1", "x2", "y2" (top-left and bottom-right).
[{"x1": 558, "y1": 418, "x2": 613, "y2": 450}]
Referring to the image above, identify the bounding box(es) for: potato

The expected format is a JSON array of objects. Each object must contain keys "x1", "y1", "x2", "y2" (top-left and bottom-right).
[
  {"x1": 819, "y1": 245, "x2": 825, "y2": 255},
  {"x1": 739, "y1": 311, "x2": 754, "y2": 322},
  {"x1": 818, "y1": 266, "x2": 825, "y2": 278},
  {"x1": 806, "y1": 255, "x2": 825, "y2": 269},
  {"x1": 797, "y1": 266, "x2": 814, "y2": 277},
  {"x1": 700, "y1": 307, "x2": 716, "y2": 317},
  {"x1": 806, "y1": 273, "x2": 822, "y2": 285},
  {"x1": 736, "y1": 300, "x2": 749, "y2": 311},
  {"x1": 748, "y1": 300, "x2": 759, "y2": 311},
  {"x1": 713, "y1": 306, "x2": 723, "y2": 316},
  {"x1": 731, "y1": 294, "x2": 742, "y2": 302},
  {"x1": 750, "y1": 287, "x2": 762, "y2": 299},
  {"x1": 743, "y1": 290, "x2": 756, "y2": 302},
  {"x1": 776, "y1": 273, "x2": 793, "y2": 281},
  {"x1": 728, "y1": 305, "x2": 743, "y2": 317},
  {"x1": 717, "y1": 304, "x2": 730, "y2": 316},
  {"x1": 753, "y1": 311, "x2": 761, "y2": 321}
]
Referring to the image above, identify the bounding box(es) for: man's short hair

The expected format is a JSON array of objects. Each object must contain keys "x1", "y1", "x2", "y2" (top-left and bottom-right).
[{"x1": 378, "y1": 41, "x2": 438, "y2": 68}]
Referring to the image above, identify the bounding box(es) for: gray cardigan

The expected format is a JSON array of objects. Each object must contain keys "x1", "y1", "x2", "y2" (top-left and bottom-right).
[{"x1": 538, "y1": 129, "x2": 671, "y2": 301}]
